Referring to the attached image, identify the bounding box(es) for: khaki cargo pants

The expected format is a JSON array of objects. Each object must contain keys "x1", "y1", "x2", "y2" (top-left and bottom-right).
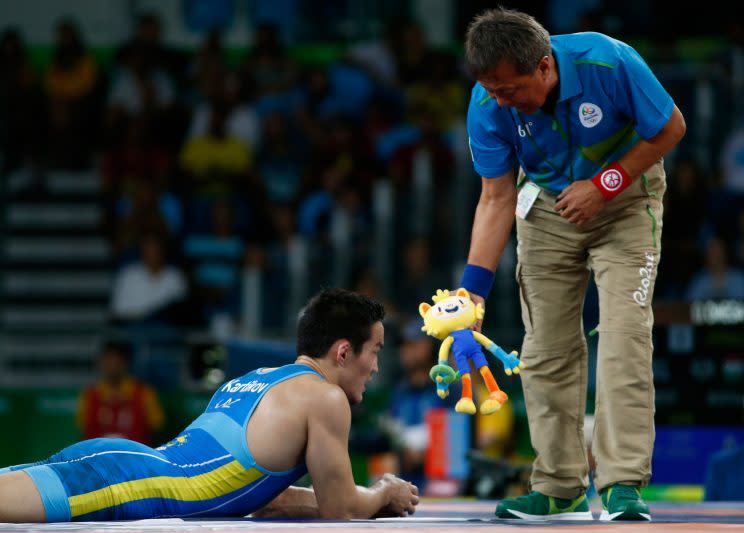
[{"x1": 515, "y1": 160, "x2": 665, "y2": 498}]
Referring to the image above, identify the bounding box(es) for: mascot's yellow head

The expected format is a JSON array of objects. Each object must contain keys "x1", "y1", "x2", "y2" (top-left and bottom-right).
[{"x1": 418, "y1": 288, "x2": 485, "y2": 340}]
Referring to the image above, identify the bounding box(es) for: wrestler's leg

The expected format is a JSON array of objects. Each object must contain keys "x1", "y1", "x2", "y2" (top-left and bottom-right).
[{"x1": 0, "y1": 470, "x2": 46, "y2": 522}]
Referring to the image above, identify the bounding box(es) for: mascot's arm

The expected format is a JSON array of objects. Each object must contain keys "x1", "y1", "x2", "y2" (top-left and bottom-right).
[
  {"x1": 437, "y1": 336, "x2": 454, "y2": 365},
  {"x1": 430, "y1": 336, "x2": 458, "y2": 397},
  {"x1": 472, "y1": 331, "x2": 524, "y2": 375}
]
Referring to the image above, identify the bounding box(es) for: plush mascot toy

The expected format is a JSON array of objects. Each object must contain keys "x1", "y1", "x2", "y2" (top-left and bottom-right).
[{"x1": 419, "y1": 288, "x2": 523, "y2": 415}]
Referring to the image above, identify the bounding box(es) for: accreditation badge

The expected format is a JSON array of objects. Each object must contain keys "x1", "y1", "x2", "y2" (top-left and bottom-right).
[{"x1": 516, "y1": 181, "x2": 541, "y2": 219}]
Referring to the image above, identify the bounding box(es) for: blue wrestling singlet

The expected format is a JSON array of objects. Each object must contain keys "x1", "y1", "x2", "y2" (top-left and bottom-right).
[{"x1": 0, "y1": 364, "x2": 321, "y2": 522}]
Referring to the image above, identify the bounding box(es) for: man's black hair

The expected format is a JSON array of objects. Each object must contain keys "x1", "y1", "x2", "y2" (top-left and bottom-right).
[{"x1": 296, "y1": 288, "x2": 385, "y2": 358}]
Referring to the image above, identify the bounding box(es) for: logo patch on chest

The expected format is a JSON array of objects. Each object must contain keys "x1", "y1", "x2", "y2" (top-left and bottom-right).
[{"x1": 578, "y1": 102, "x2": 603, "y2": 128}]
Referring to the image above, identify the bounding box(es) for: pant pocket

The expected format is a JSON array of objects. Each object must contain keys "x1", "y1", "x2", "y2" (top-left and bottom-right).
[{"x1": 639, "y1": 158, "x2": 667, "y2": 200}]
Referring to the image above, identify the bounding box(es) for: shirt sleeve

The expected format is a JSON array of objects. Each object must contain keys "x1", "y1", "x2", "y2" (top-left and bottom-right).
[
  {"x1": 612, "y1": 44, "x2": 674, "y2": 140},
  {"x1": 467, "y1": 92, "x2": 515, "y2": 178}
]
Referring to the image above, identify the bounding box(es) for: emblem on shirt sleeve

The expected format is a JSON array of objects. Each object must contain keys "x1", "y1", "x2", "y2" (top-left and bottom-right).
[{"x1": 578, "y1": 103, "x2": 603, "y2": 128}]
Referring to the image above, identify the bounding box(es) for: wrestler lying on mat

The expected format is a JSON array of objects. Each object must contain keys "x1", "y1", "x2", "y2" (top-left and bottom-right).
[{"x1": 0, "y1": 289, "x2": 419, "y2": 522}]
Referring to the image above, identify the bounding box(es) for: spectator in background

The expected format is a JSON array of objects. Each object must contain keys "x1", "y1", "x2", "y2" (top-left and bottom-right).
[
  {"x1": 240, "y1": 23, "x2": 297, "y2": 99},
  {"x1": 249, "y1": 204, "x2": 296, "y2": 330},
  {"x1": 107, "y1": 38, "x2": 175, "y2": 130},
  {"x1": 383, "y1": 318, "x2": 453, "y2": 491},
  {"x1": 45, "y1": 19, "x2": 99, "y2": 169},
  {"x1": 100, "y1": 115, "x2": 176, "y2": 243},
  {"x1": 101, "y1": 115, "x2": 172, "y2": 194},
  {"x1": 115, "y1": 180, "x2": 174, "y2": 256},
  {"x1": 717, "y1": 21, "x2": 744, "y2": 122},
  {"x1": 388, "y1": 103, "x2": 455, "y2": 241},
  {"x1": 184, "y1": 201, "x2": 245, "y2": 322},
  {"x1": 180, "y1": 100, "x2": 253, "y2": 198},
  {"x1": 77, "y1": 341, "x2": 164, "y2": 445},
  {"x1": 394, "y1": 237, "x2": 449, "y2": 312},
  {"x1": 110, "y1": 234, "x2": 187, "y2": 323},
  {"x1": 350, "y1": 267, "x2": 398, "y2": 330},
  {"x1": 346, "y1": 19, "x2": 405, "y2": 88},
  {"x1": 188, "y1": 64, "x2": 260, "y2": 151},
  {"x1": 405, "y1": 50, "x2": 466, "y2": 131},
  {"x1": 396, "y1": 22, "x2": 436, "y2": 87},
  {"x1": 188, "y1": 28, "x2": 228, "y2": 94},
  {"x1": 255, "y1": 111, "x2": 303, "y2": 202},
  {"x1": 0, "y1": 28, "x2": 42, "y2": 173},
  {"x1": 115, "y1": 11, "x2": 185, "y2": 89},
  {"x1": 718, "y1": 121, "x2": 744, "y2": 194},
  {"x1": 686, "y1": 236, "x2": 744, "y2": 301}
]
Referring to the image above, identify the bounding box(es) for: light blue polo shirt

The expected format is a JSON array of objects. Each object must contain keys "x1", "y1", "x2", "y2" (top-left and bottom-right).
[{"x1": 467, "y1": 32, "x2": 674, "y2": 194}]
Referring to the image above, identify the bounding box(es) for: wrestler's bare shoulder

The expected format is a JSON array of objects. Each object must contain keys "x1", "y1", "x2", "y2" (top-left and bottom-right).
[{"x1": 292, "y1": 374, "x2": 350, "y2": 410}]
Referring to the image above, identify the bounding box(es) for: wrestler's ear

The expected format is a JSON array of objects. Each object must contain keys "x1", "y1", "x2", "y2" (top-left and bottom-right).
[{"x1": 336, "y1": 340, "x2": 352, "y2": 366}]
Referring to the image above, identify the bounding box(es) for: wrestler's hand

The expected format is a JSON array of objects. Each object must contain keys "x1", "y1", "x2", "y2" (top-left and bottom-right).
[
  {"x1": 375, "y1": 474, "x2": 419, "y2": 517},
  {"x1": 554, "y1": 180, "x2": 606, "y2": 225}
]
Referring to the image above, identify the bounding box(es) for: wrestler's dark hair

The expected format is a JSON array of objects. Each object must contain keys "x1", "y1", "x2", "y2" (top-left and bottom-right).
[
  {"x1": 465, "y1": 6, "x2": 550, "y2": 77},
  {"x1": 296, "y1": 288, "x2": 385, "y2": 358}
]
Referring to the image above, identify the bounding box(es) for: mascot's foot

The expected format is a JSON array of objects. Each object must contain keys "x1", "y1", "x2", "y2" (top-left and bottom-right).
[
  {"x1": 480, "y1": 391, "x2": 508, "y2": 415},
  {"x1": 455, "y1": 398, "x2": 477, "y2": 414}
]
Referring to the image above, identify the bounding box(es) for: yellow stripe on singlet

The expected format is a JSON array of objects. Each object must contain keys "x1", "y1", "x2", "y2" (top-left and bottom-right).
[{"x1": 68, "y1": 460, "x2": 263, "y2": 517}]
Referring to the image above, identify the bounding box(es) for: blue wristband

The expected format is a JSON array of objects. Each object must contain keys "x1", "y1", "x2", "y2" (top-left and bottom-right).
[{"x1": 459, "y1": 264, "x2": 495, "y2": 299}]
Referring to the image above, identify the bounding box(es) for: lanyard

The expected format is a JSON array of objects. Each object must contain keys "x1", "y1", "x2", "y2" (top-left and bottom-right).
[{"x1": 515, "y1": 100, "x2": 574, "y2": 183}]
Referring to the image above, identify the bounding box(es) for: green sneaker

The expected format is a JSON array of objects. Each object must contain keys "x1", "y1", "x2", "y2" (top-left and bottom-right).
[
  {"x1": 600, "y1": 485, "x2": 651, "y2": 521},
  {"x1": 495, "y1": 491, "x2": 593, "y2": 521}
]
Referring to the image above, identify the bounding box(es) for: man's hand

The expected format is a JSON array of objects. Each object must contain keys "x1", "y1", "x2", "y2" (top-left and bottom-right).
[
  {"x1": 373, "y1": 474, "x2": 419, "y2": 517},
  {"x1": 554, "y1": 180, "x2": 606, "y2": 225}
]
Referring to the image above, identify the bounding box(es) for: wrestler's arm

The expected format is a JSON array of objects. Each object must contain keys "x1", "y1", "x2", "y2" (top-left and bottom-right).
[
  {"x1": 250, "y1": 486, "x2": 319, "y2": 518},
  {"x1": 305, "y1": 387, "x2": 418, "y2": 519},
  {"x1": 252, "y1": 387, "x2": 418, "y2": 519}
]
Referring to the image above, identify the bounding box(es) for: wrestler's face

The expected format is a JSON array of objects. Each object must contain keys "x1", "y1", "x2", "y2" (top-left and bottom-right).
[
  {"x1": 478, "y1": 56, "x2": 553, "y2": 115},
  {"x1": 341, "y1": 321, "x2": 383, "y2": 405}
]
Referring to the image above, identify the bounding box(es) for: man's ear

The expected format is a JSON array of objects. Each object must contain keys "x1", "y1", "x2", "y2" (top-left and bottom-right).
[{"x1": 335, "y1": 340, "x2": 352, "y2": 366}]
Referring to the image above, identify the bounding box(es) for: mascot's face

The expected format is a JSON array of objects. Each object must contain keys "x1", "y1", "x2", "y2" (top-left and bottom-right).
[{"x1": 418, "y1": 288, "x2": 481, "y2": 340}]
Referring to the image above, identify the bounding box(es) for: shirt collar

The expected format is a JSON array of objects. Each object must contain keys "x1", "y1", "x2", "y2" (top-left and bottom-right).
[{"x1": 552, "y1": 40, "x2": 582, "y2": 102}]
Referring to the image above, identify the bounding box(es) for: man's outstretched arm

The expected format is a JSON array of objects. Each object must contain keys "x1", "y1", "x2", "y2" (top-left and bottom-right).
[{"x1": 460, "y1": 170, "x2": 517, "y2": 331}]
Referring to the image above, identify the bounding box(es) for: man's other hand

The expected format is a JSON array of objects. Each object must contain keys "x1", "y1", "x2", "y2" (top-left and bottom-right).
[{"x1": 554, "y1": 180, "x2": 606, "y2": 225}]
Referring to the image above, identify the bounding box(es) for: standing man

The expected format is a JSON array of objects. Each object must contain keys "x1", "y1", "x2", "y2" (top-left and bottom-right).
[{"x1": 459, "y1": 8, "x2": 686, "y2": 521}]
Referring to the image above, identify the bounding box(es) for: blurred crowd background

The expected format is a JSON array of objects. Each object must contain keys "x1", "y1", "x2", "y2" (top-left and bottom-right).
[{"x1": 0, "y1": 0, "x2": 742, "y2": 501}]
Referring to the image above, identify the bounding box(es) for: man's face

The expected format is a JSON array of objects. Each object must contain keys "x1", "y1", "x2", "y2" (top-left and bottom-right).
[
  {"x1": 142, "y1": 238, "x2": 164, "y2": 271},
  {"x1": 477, "y1": 56, "x2": 552, "y2": 114},
  {"x1": 340, "y1": 321, "x2": 383, "y2": 405},
  {"x1": 99, "y1": 350, "x2": 128, "y2": 381}
]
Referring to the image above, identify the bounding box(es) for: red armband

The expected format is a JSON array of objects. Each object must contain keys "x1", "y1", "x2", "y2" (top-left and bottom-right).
[{"x1": 591, "y1": 163, "x2": 631, "y2": 200}]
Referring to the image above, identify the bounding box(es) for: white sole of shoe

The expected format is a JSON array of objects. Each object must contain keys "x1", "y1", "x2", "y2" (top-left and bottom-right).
[
  {"x1": 599, "y1": 510, "x2": 652, "y2": 521},
  {"x1": 506, "y1": 509, "x2": 595, "y2": 521}
]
